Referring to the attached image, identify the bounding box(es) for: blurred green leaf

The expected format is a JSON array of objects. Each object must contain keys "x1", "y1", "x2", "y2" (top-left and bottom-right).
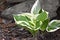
[
  {"x1": 36, "y1": 11, "x2": 48, "y2": 21},
  {"x1": 46, "y1": 20, "x2": 60, "y2": 32},
  {"x1": 40, "y1": 19, "x2": 49, "y2": 31}
]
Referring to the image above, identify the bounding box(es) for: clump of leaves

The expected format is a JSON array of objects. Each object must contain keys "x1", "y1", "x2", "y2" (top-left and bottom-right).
[{"x1": 13, "y1": 0, "x2": 60, "y2": 36}]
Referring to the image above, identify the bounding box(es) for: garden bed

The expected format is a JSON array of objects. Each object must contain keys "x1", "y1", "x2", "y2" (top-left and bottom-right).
[{"x1": 0, "y1": 0, "x2": 60, "y2": 40}]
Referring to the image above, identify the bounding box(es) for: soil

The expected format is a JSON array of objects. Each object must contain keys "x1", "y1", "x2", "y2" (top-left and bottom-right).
[{"x1": 0, "y1": 1, "x2": 60, "y2": 40}]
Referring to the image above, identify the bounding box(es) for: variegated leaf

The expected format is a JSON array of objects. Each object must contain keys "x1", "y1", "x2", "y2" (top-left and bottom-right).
[
  {"x1": 31, "y1": 0, "x2": 41, "y2": 14},
  {"x1": 13, "y1": 13, "x2": 34, "y2": 29},
  {"x1": 46, "y1": 20, "x2": 60, "y2": 32}
]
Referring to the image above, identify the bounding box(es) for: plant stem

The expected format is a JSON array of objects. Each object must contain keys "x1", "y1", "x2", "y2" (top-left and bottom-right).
[
  {"x1": 33, "y1": 35, "x2": 37, "y2": 40},
  {"x1": 32, "y1": 31, "x2": 39, "y2": 40}
]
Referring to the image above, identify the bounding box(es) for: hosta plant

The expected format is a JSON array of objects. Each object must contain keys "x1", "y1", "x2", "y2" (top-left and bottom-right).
[
  {"x1": 13, "y1": 0, "x2": 48, "y2": 36},
  {"x1": 13, "y1": 0, "x2": 60, "y2": 39}
]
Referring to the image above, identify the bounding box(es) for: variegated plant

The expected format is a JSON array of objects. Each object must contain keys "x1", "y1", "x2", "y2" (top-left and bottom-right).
[{"x1": 13, "y1": 0, "x2": 60, "y2": 36}]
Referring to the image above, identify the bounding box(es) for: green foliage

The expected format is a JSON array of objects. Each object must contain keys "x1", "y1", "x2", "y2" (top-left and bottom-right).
[
  {"x1": 40, "y1": 19, "x2": 49, "y2": 31},
  {"x1": 13, "y1": 0, "x2": 60, "y2": 36},
  {"x1": 46, "y1": 20, "x2": 60, "y2": 32},
  {"x1": 13, "y1": 9, "x2": 48, "y2": 36},
  {"x1": 36, "y1": 11, "x2": 48, "y2": 21}
]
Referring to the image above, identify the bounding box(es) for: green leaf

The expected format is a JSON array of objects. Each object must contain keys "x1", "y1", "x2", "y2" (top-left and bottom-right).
[
  {"x1": 36, "y1": 11, "x2": 48, "y2": 21},
  {"x1": 40, "y1": 19, "x2": 49, "y2": 31},
  {"x1": 46, "y1": 20, "x2": 60, "y2": 32},
  {"x1": 13, "y1": 13, "x2": 31, "y2": 24},
  {"x1": 31, "y1": 0, "x2": 41, "y2": 14},
  {"x1": 14, "y1": 15, "x2": 27, "y2": 21},
  {"x1": 35, "y1": 21, "x2": 42, "y2": 30},
  {"x1": 13, "y1": 13, "x2": 34, "y2": 29}
]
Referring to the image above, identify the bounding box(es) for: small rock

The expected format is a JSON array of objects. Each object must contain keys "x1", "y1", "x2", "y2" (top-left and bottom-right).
[
  {"x1": 6, "y1": 0, "x2": 26, "y2": 3},
  {"x1": 1, "y1": 0, "x2": 35, "y2": 19},
  {"x1": 40, "y1": 0, "x2": 59, "y2": 19}
]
